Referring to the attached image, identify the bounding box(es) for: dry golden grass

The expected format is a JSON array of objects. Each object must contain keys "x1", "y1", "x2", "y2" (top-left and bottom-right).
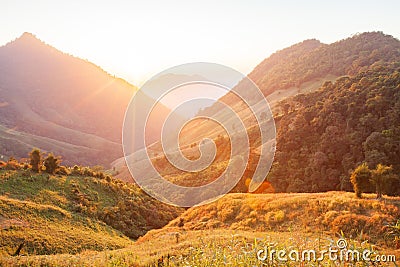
[
  {"x1": 1, "y1": 191, "x2": 399, "y2": 266},
  {"x1": 166, "y1": 192, "x2": 400, "y2": 246},
  {"x1": 2, "y1": 229, "x2": 399, "y2": 266}
]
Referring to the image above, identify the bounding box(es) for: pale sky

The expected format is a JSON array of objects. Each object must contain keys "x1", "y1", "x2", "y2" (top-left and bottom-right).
[{"x1": 1, "y1": 0, "x2": 399, "y2": 86}]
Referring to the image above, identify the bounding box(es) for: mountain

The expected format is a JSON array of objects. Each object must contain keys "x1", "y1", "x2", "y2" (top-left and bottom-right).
[
  {"x1": 175, "y1": 33, "x2": 400, "y2": 150},
  {"x1": 0, "y1": 33, "x2": 172, "y2": 166},
  {"x1": 0, "y1": 33, "x2": 133, "y2": 166},
  {"x1": 248, "y1": 32, "x2": 400, "y2": 96},
  {"x1": 203, "y1": 32, "x2": 400, "y2": 111},
  {"x1": 234, "y1": 32, "x2": 400, "y2": 193},
  {"x1": 240, "y1": 32, "x2": 400, "y2": 194},
  {"x1": 114, "y1": 32, "x2": 400, "y2": 194}
]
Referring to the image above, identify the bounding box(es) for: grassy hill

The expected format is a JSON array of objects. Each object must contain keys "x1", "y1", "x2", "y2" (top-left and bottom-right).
[
  {"x1": 0, "y1": 195, "x2": 130, "y2": 256},
  {"x1": 2, "y1": 192, "x2": 399, "y2": 266},
  {"x1": 165, "y1": 192, "x2": 400, "y2": 244},
  {"x1": 0, "y1": 169, "x2": 182, "y2": 257}
]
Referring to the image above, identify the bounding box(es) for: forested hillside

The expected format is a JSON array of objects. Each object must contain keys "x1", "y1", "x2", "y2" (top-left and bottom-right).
[
  {"x1": 154, "y1": 32, "x2": 400, "y2": 195},
  {"x1": 249, "y1": 32, "x2": 400, "y2": 96},
  {"x1": 269, "y1": 62, "x2": 400, "y2": 194}
]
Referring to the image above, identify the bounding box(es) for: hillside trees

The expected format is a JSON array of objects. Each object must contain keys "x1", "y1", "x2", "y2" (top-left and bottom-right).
[
  {"x1": 28, "y1": 148, "x2": 61, "y2": 174},
  {"x1": 269, "y1": 63, "x2": 400, "y2": 195},
  {"x1": 29, "y1": 148, "x2": 41, "y2": 172},
  {"x1": 350, "y1": 163, "x2": 398, "y2": 199},
  {"x1": 371, "y1": 164, "x2": 398, "y2": 199},
  {"x1": 350, "y1": 163, "x2": 372, "y2": 198},
  {"x1": 247, "y1": 32, "x2": 400, "y2": 97},
  {"x1": 43, "y1": 153, "x2": 60, "y2": 174}
]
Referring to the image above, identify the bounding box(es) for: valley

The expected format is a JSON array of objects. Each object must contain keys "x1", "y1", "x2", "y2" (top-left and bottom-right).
[{"x1": 0, "y1": 31, "x2": 399, "y2": 266}]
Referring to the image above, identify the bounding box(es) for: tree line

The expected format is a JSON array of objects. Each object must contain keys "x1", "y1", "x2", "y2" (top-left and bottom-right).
[{"x1": 268, "y1": 62, "x2": 400, "y2": 197}]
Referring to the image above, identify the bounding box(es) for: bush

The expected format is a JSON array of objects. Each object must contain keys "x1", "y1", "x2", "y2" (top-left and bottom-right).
[
  {"x1": 29, "y1": 148, "x2": 41, "y2": 173},
  {"x1": 331, "y1": 214, "x2": 368, "y2": 238},
  {"x1": 71, "y1": 165, "x2": 82, "y2": 176},
  {"x1": 43, "y1": 153, "x2": 60, "y2": 174},
  {"x1": 350, "y1": 163, "x2": 372, "y2": 198},
  {"x1": 4, "y1": 157, "x2": 21, "y2": 170},
  {"x1": 56, "y1": 166, "x2": 71, "y2": 175},
  {"x1": 265, "y1": 210, "x2": 285, "y2": 226}
]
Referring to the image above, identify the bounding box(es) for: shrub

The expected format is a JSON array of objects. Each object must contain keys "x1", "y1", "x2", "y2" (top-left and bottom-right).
[
  {"x1": 4, "y1": 157, "x2": 21, "y2": 170},
  {"x1": 82, "y1": 167, "x2": 94, "y2": 177},
  {"x1": 56, "y1": 166, "x2": 71, "y2": 175},
  {"x1": 0, "y1": 160, "x2": 6, "y2": 169},
  {"x1": 386, "y1": 220, "x2": 400, "y2": 248},
  {"x1": 70, "y1": 165, "x2": 82, "y2": 176},
  {"x1": 29, "y1": 148, "x2": 41, "y2": 173},
  {"x1": 265, "y1": 210, "x2": 285, "y2": 226},
  {"x1": 331, "y1": 214, "x2": 368, "y2": 238},
  {"x1": 350, "y1": 163, "x2": 371, "y2": 198},
  {"x1": 43, "y1": 153, "x2": 60, "y2": 174}
]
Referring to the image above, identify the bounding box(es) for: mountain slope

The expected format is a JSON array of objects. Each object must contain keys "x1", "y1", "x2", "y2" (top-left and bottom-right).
[
  {"x1": 165, "y1": 192, "x2": 399, "y2": 239},
  {"x1": 114, "y1": 32, "x2": 400, "y2": 193},
  {"x1": 269, "y1": 62, "x2": 400, "y2": 193},
  {"x1": 2, "y1": 191, "x2": 399, "y2": 266},
  {"x1": 0, "y1": 33, "x2": 135, "y2": 165},
  {"x1": 248, "y1": 31, "x2": 400, "y2": 96},
  {"x1": 0, "y1": 169, "x2": 182, "y2": 256},
  {"x1": 168, "y1": 32, "x2": 400, "y2": 155},
  {"x1": 198, "y1": 32, "x2": 400, "y2": 117},
  {"x1": 0, "y1": 195, "x2": 131, "y2": 256},
  {"x1": 0, "y1": 33, "x2": 172, "y2": 166}
]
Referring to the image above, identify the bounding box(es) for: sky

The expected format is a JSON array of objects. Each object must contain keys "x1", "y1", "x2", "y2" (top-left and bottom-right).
[{"x1": 1, "y1": 0, "x2": 400, "y2": 87}]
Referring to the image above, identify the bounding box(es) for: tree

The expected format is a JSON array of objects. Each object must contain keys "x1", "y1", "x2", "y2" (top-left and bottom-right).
[
  {"x1": 370, "y1": 164, "x2": 395, "y2": 199},
  {"x1": 29, "y1": 148, "x2": 42, "y2": 172},
  {"x1": 350, "y1": 163, "x2": 371, "y2": 198},
  {"x1": 363, "y1": 132, "x2": 389, "y2": 168},
  {"x1": 43, "y1": 153, "x2": 60, "y2": 174}
]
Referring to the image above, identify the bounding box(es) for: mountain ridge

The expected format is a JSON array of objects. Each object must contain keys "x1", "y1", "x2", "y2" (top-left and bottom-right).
[
  {"x1": 114, "y1": 32, "x2": 400, "y2": 193},
  {"x1": 0, "y1": 32, "x2": 170, "y2": 166}
]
